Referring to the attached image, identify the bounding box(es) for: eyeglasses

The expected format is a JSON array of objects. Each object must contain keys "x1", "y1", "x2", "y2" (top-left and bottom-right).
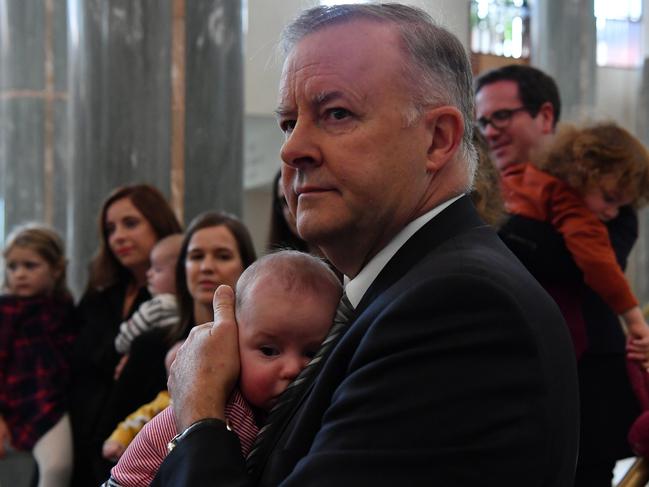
[{"x1": 475, "y1": 107, "x2": 531, "y2": 133}]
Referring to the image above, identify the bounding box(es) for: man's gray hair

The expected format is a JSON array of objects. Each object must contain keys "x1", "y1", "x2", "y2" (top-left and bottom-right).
[{"x1": 280, "y1": 3, "x2": 477, "y2": 189}]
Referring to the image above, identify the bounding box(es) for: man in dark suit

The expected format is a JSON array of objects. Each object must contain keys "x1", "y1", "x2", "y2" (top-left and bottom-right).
[
  {"x1": 476, "y1": 65, "x2": 640, "y2": 486},
  {"x1": 153, "y1": 5, "x2": 579, "y2": 486}
]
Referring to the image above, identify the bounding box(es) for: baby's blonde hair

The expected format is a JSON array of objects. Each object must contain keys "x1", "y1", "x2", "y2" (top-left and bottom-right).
[{"x1": 3, "y1": 224, "x2": 70, "y2": 299}]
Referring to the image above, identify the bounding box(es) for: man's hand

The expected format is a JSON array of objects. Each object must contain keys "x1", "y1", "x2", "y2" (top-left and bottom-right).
[
  {"x1": 0, "y1": 416, "x2": 11, "y2": 458},
  {"x1": 168, "y1": 285, "x2": 241, "y2": 432},
  {"x1": 628, "y1": 336, "x2": 649, "y2": 370}
]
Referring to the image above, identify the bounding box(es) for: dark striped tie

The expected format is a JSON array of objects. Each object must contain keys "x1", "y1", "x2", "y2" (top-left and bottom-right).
[{"x1": 246, "y1": 292, "x2": 355, "y2": 472}]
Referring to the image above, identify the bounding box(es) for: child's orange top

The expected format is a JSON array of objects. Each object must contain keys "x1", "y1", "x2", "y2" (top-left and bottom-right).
[{"x1": 500, "y1": 162, "x2": 637, "y2": 315}]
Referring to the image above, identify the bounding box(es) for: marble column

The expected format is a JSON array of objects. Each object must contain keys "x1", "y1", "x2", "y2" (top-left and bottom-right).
[
  {"x1": 1, "y1": 0, "x2": 243, "y2": 295},
  {"x1": 0, "y1": 0, "x2": 68, "y2": 245},
  {"x1": 183, "y1": 0, "x2": 243, "y2": 222},
  {"x1": 632, "y1": 60, "x2": 649, "y2": 305},
  {"x1": 637, "y1": 59, "x2": 649, "y2": 147},
  {"x1": 531, "y1": 0, "x2": 597, "y2": 121},
  {"x1": 65, "y1": 0, "x2": 243, "y2": 295},
  {"x1": 0, "y1": 5, "x2": 59, "y2": 478},
  {"x1": 66, "y1": 0, "x2": 174, "y2": 295}
]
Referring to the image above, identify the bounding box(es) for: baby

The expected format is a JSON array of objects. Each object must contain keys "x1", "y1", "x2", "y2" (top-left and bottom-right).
[
  {"x1": 106, "y1": 250, "x2": 342, "y2": 487},
  {"x1": 114, "y1": 234, "x2": 183, "y2": 358},
  {"x1": 102, "y1": 343, "x2": 181, "y2": 462},
  {"x1": 103, "y1": 234, "x2": 183, "y2": 459}
]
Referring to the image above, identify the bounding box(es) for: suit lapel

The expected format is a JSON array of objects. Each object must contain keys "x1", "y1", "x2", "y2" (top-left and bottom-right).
[
  {"x1": 356, "y1": 195, "x2": 485, "y2": 315},
  {"x1": 254, "y1": 195, "x2": 485, "y2": 480}
]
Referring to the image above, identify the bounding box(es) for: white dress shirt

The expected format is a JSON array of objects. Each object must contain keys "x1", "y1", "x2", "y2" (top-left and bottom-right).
[{"x1": 345, "y1": 194, "x2": 464, "y2": 309}]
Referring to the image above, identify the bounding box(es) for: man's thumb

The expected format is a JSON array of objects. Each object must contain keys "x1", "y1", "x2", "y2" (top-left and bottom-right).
[{"x1": 213, "y1": 284, "x2": 235, "y2": 322}]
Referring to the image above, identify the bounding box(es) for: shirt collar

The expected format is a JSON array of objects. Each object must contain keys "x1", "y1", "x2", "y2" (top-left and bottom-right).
[{"x1": 344, "y1": 194, "x2": 464, "y2": 308}]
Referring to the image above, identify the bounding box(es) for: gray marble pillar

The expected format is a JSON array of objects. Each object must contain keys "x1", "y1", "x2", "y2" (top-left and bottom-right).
[
  {"x1": 531, "y1": 0, "x2": 597, "y2": 122},
  {"x1": 1, "y1": 0, "x2": 243, "y2": 295},
  {"x1": 637, "y1": 59, "x2": 649, "y2": 146},
  {"x1": 632, "y1": 60, "x2": 649, "y2": 306},
  {"x1": 65, "y1": 0, "x2": 243, "y2": 295},
  {"x1": 184, "y1": 0, "x2": 243, "y2": 222},
  {"x1": 66, "y1": 0, "x2": 173, "y2": 295},
  {"x1": 0, "y1": 0, "x2": 68, "y2": 242},
  {"x1": 0, "y1": 3, "x2": 65, "y2": 475}
]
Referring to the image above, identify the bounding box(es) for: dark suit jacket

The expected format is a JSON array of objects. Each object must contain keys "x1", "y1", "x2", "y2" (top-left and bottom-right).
[
  {"x1": 498, "y1": 205, "x2": 638, "y2": 356},
  {"x1": 153, "y1": 196, "x2": 579, "y2": 486},
  {"x1": 498, "y1": 204, "x2": 639, "y2": 468},
  {"x1": 70, "y1": 282, "x2": 150, "y2": 486}
]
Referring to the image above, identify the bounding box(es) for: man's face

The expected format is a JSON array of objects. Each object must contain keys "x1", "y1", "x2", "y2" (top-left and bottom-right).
[
  {"x1": 475, "y1": 80, "x2": 552, "y2": 171},
  {"x1": 277, "y1": 20, "x2": 435, "y2": 275}
]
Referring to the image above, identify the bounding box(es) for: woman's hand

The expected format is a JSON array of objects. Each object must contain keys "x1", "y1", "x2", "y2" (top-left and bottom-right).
[
  {"x1": 0, "y1": 416, "x2": 11, "y2": 458},
  {"x1": 113, "y1": 354, "x2": 130, "y2": 380},
  {"x1": 168, "y1": 285, "x2": 241, "y2": 432}
]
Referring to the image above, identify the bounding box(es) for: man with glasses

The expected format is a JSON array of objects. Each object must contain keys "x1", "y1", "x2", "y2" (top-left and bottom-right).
[
  {"x1": 475, "y1": 65, "x2": 559, "y2": 172},
  {"x1": 476, "y1": 64, "x2": 640, "y2": 487}
]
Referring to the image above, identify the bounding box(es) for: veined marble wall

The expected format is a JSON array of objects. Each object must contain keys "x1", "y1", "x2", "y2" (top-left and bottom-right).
[
  {"x1": 531, "y1": 0, "x2": 597, "y2": 122},
  {"x1": 184, "y1": 0, "x2": 243, "y2": 222},
  {"x1": 0, "y1": 0, "x2": 68, "y2": 247},
  {"x1": 0, "y1": 0, "x2": 243, "y2": 296},
  {"x1": 65, "y1": 0, "x2": 174, "y2": 297},
  {"x1": 633, "y1": 60, "x2": 649, "y2": 306}
]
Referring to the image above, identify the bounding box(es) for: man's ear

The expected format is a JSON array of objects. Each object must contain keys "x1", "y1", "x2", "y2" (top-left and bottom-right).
[
  {"x1": 537, "y1": 101, "x2": 555, "y2": 133},
  {"x1": 423, "y1": 106, "x2": 464, "y2": 173}
]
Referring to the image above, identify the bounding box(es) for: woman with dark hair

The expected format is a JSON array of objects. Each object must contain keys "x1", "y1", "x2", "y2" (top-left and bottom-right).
[
  {"x1": 87, "y1": 184, "x2": 184, "y2": 294},
  {"x1": 267, "y1": 170, "x2": 310, "y2": 252},
  {"x1": 90, "y1": 211, "x2": 256, "y2": 482},
  {"x1": 69, "y1": 184, "x2": 181, "y2": 487},
  {"x1": 169, "y1": 211, "x2": 256, "y2": 344}
]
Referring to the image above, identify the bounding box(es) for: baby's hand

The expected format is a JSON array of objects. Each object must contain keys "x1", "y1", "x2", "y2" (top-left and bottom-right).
[
  {"x1": 102, "y1": 439, "x2": 126, "y2": 462},
  {"x1": 623, "y1": 306, "x2": 649, "y2": 368},
  {"x1": 0, "y1": 417, "x2": 11, "y2": 458}
]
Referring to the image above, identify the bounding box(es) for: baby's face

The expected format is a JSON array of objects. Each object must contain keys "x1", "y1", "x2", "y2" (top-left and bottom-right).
[
  {"x1": 582, "y1": 174, "x2": 633, "y2": 222},
  {"x1": 146, "y1": 246, "x2": 178, "y2": 295},
  {"x1": 238, "y1": 285, "x2": 338, "y2": 411}
]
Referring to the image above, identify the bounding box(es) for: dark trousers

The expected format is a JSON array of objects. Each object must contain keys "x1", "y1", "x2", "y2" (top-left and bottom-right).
[{"x1": 575, "y1": 353, "x2": 640, "y2": 487}]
